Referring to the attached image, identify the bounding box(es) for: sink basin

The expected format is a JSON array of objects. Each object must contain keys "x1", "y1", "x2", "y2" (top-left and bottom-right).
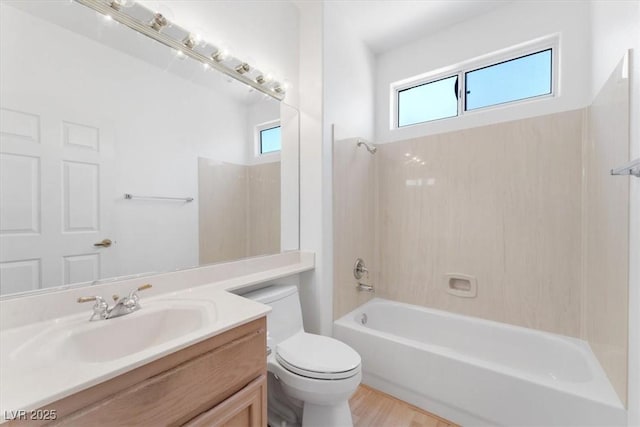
[
  {"x1": 8, "y1": 299, "x2": 216, "y2": 365},
  {"x1": 68, "y1": 303, "x2": 211, "y2": 363}
]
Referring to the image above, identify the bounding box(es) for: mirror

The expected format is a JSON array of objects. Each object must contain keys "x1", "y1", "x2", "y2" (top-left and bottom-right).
[{"x1": 0, "y1": 1, "x2": 299, "y2": 297}]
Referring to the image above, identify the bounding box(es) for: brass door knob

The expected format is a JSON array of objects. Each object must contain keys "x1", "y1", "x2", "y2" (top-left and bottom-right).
[{"x1": 94, "y1": 239, "x2": 112, "y2": 248}]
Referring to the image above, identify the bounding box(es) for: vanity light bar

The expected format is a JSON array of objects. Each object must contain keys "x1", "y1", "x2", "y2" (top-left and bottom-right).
[{"x1": 74, "y1": 0, "x2": 286, "y2": 101}]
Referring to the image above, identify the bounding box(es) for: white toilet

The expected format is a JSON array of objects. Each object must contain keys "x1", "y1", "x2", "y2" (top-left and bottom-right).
[{"x1": 243, "y1": 284, "x2": 361, "y2": 427}]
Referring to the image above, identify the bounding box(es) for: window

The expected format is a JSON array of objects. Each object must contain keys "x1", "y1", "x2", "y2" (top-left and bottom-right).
[
  {"x1": 259, "y1": 125, "x2": 281, "y2": 154},
  {"x1": 398, "y1": 75, "x2": 458, "y2": 127},
  {"x1": 394, "y1": 39, "x2": 556, "y2": 129},
  {"x1": 465, "y1": 49, "x2": 552, "y2": 111}
]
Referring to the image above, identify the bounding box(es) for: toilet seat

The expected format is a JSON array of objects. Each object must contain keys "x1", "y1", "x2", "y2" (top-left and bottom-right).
[{"x1": 275, "y1": 332, "x2": 361, "y2": 380}]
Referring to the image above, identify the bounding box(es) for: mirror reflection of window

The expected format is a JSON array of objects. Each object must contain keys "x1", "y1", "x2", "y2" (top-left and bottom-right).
[{"x1": 260, "y1": 126, "x2": 281, "y2": 154}]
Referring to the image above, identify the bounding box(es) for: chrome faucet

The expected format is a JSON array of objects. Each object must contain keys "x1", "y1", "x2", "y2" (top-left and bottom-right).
[
  {"x1": 353, "y1": 258, "x2": 369, "y2": 280},
  {"x1": 78, "y1": 284, "x2": 152, "y2": 321},
  {"x1": 353, "y1": 258, "x2": 375, "y2": 292}
]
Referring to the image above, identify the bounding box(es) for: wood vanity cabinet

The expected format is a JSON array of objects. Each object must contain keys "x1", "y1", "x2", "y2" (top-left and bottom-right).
[{"x1": 14, "y1": 317, "x2": 267, "y2": 427}]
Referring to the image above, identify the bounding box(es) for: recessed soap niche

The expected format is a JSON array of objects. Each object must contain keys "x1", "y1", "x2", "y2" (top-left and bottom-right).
[{"x1": 444, "y1": 274, "x2": 477, "y2": 298}]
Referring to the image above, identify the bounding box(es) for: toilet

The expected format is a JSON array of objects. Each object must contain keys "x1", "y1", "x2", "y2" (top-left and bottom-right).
[{"x1": 242, "y1": 284, "x2": 361, "y2": 427}]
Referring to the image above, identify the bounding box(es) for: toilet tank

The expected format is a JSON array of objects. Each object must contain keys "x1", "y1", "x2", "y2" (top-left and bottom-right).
[{"x1": 241, "y1": 285, "x2": 304, "y2": 347}]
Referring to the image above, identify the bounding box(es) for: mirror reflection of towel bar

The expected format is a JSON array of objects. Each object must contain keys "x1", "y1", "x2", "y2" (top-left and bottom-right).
[
  {"x1": 611, "y1": 158, "x2": 640, "y2": 177},
  {"x1": 124, "y1": 193, "x2": 194, "y2": 202}
]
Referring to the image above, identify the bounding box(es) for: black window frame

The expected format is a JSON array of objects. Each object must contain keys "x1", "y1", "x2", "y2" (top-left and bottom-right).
[{"x1": 463, "y1": 48, "x2": 553, "y2": 112}]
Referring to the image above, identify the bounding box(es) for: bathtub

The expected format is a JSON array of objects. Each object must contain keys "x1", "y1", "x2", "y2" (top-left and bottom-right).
[{"x1": 334, "y1": 298, "x2": 626, "y2": 426}]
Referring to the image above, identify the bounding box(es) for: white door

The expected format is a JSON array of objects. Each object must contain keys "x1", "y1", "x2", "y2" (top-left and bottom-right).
[{"x1": 0, "y1": 93, "x2": 115, "y2": 295}]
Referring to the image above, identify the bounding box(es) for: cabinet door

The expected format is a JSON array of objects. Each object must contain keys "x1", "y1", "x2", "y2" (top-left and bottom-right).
[{"x1": 184, "y1": 375, "x2": 266, "y2": 427}]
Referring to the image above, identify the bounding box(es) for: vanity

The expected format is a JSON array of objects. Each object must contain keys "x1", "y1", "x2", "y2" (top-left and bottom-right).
[
  {"x1": 22, "y1": 318, "x2": 267, "y2": 427},
  {"x1": 1, "y1": 251, "x2": 314, "y2": 426}
]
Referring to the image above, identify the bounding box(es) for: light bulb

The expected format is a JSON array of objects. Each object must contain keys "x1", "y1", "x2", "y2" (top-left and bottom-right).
[
  {"x1": 183, "y1": 35, "x2": 196, "y2": 49},
  {"x1": 110, "y1": 0, "x2": 135, "y2": 9},
  {"x1": 235, "y1": 63, "x2": 250, "y2": 74},
  {"x1": 211, "y1": 47, "x2": 229, "y2": 62},
  {"x1": 148, "y1": 3, "x2": 173, "y2": 31},
  {"x1": 150, "y1": 12, "x2": 168, "y2": 31}
]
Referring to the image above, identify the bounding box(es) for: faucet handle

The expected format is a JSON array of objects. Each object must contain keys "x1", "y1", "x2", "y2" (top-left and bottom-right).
[
  {"x1": 78, "y1": 296, "x2": 101, "y2": 303},
  {"x1": 129, "y1": 283, "x2": 152, "y2": 300},
  {"x1": 123, "y1": 283, "x2": 152, "y2": 308},
  {"x1": 77, "y1": 296, "x2": 109, "y2": 321}
]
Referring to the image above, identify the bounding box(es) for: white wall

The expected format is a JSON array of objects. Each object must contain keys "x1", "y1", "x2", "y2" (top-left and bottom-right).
[
  {"x1": 375, "y1": 0, "x2": 591, "y2": 143},
  {"x1": 296, "y1": 1, "x2": 328, "y2": 334},
  {"x1": 589, "y1": 1, "x2": 640, "y2": 424},
  {"x1": 324, "y1": 4, "x2": 376, "y2": 143}
]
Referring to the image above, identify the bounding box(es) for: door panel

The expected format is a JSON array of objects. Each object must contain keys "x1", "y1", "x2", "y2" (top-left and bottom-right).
[
  {"x1": 0, "y1": 108, "x2": 39, "y2": 143},
  {"x1": 63, "y1": 254, "x2": 100, "y2": 285},
  {"x1": 0, "y1": 153, "x2": 40, "y2": 234},
  {"x1": 62, "y1": 121, "x2": 99, "y2": 151},
  {"x1": 63, "y1": 161, "x2": 100, "y2": 232},
  {"x1": 0, "y1": 259, "x2": 40, "y2": 294}
]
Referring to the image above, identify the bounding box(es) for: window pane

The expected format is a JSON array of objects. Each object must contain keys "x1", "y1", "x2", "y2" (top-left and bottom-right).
[
  {"x1": 398, "y1": 75, "x2": 458, "y2": 127},
  {"x1": 465, "y1": 49, "x2": 552, "y2": 111},
  {"x1": 260, "y1": 126, "x2": 281, "y2": 154}
]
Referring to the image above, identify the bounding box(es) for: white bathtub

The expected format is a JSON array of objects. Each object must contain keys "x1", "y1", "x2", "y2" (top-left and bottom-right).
[{"x1": 334, "y1": 298, "x2": 626, "y2": 426}]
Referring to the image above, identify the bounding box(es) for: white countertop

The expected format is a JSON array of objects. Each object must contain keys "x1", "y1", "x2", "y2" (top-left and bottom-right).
[{"x1": 0, "y1": 251, "x2": 314, "y2": 421}]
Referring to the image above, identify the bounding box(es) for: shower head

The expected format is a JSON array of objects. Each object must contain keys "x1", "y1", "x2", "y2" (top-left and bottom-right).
[{"x1": 356, "y1": 139, "x2": 377, "y2": 154}]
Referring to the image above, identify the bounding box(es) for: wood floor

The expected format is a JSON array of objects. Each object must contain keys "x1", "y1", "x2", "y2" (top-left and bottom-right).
[{"x1": 349, "y1": 385, "x2": 458, "y2": 427}]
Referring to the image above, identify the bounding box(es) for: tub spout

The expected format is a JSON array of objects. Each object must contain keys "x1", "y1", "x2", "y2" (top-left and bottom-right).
[{"x1": 357, "y1": 283, "x2": 374, "y2": 292}]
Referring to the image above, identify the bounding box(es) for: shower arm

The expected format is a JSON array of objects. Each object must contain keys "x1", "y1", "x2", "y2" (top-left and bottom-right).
[{"x1": 356, "y1": 139, "x2": 377, "y2": 154}]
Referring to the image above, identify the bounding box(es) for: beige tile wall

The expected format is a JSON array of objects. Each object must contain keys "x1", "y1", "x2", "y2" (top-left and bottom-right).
[
  {"x1": 333, "y1": 138, "x2": 377, "y2": 319},
  {"x1": 199, "y1": 158, "x2": 281, "y2": 265},
  {"x1": 199, "y1": 158, "x2": 248, "y2": 264},
  {"x1": 248, "y1": 161, "x2": 281, "y2": 257},
  {"x1": 583, "y1": 57, "x2": 629, "y2": 404},
  {"x1": 374, "y1": 110, "x2": 585, "y2": 337},
  {"x1": 334, "y1": 111, "x2": 587, "y2": 332}
]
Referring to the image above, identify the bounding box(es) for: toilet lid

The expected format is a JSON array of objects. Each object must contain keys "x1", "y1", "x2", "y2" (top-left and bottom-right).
[{"x1": 276, "y1": 333, "x2": 361, "y2": 380}]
